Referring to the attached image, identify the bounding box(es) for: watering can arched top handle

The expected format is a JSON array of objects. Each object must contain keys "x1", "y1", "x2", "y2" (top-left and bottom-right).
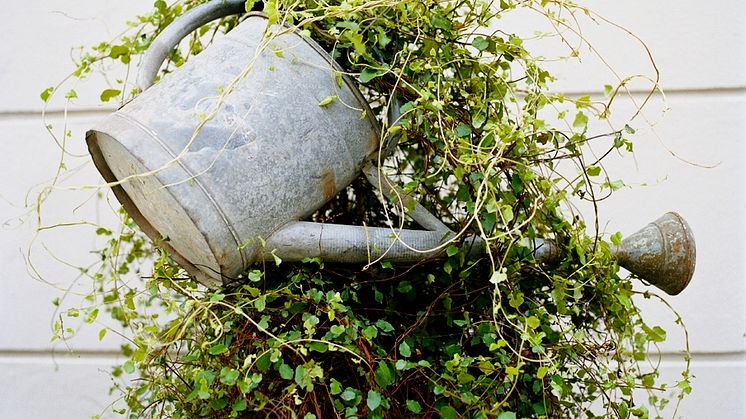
[{"x1": 137, "y1": 0, "x2": 247, "y2": 91}]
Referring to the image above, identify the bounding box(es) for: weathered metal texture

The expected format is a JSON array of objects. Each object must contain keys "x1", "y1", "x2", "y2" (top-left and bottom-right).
[
  {"x1": 87, "y1": 13, "x2": 381, "y2": 286},
  {"x1": 264, "y1": 222, "x2": 457, "y2": 263},
  {"x1": 613, "y1": 212, "x2": 696, "y2": 295}
]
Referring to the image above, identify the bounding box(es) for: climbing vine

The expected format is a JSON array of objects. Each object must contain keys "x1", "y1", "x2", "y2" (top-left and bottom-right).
[{"x1": 36, "y1": 0, "x2": 691, "y2": 418}]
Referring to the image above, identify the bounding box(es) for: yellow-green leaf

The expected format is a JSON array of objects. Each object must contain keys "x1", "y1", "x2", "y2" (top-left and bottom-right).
[
  {"x1": 100, "y1": 89, "x2": 121, "y2": 102},
  {"x1": 318, "y1": 95, "x2": 338, "y2": 107}
]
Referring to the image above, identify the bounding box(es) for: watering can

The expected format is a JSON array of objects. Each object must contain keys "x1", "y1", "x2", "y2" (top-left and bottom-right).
[{"x1": 85, "y1": 1, "x2": 696, "y2": 295}]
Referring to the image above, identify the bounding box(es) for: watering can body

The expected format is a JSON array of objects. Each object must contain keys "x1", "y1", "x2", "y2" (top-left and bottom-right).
[{"x1": 88, "y1": 13, "x2": 381, "y2": 286}]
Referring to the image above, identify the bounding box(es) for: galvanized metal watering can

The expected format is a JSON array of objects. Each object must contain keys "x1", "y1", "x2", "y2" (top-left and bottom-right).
[{"x1": 86, "y1": 1, "x2": 696, "y2": 294}]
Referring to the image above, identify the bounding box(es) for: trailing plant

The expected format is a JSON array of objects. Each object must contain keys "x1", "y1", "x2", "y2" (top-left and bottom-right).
[{"x1": 36, "y1": 0, "x2": 692, "y2": 418}]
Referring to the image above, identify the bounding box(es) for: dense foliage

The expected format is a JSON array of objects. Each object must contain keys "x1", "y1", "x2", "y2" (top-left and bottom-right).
[{"x1": 40, "y1": 0, "x2": 691, "y2": 418}]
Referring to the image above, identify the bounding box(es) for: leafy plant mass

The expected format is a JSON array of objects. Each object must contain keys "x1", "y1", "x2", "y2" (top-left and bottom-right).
[{"x1": 37, "y1": 0, "x2": 693, "y2": 417}]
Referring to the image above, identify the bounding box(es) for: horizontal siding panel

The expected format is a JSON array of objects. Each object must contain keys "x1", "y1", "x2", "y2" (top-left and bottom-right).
[
  {"x1": 570, "y1": 93, "x2": 746, "y2": 354},
  {"x1": 1, "y1": 115, "x2": 132, "y2": 352},
  {"x1": 0, "y1": 357, "x2": 124, "y2": 418},
  {"x1": 0, "y1": 0, "x2": 151, "y2": 113},
  {"x1": 494, "y1": 0, "x2": 746, "y2": 93}
]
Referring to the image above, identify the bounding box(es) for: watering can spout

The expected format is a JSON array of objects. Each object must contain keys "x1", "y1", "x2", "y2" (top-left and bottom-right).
[
  {"x1": 265, "y1": 212, "x2": 696, "y2": 296},
  {"x1": 612, "y1": 212, "x2": 696, "y2": 295}
]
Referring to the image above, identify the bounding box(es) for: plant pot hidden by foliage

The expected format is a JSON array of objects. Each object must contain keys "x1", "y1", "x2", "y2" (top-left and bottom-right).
[{"x1": 66, "y1": 0, "x2": 698, "y2": 417}]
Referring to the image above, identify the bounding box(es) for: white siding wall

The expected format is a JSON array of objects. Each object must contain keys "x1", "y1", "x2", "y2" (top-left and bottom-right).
[{"x1": 1, "y1": 1, "x2": 743, "y2": 417}]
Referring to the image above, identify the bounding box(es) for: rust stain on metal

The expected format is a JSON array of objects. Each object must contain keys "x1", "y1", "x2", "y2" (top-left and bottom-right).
[
  {"x1": 320, "y1": 169, "x2": 336, "y2": 201},
  {"x1": 613, "y1": 212, "x2": 696, "y2": 295}
]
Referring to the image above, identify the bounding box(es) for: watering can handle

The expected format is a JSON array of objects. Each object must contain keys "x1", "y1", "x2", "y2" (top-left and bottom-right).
[{"x1": 137, "y1": 0, "x2": 247, "y2": 91}]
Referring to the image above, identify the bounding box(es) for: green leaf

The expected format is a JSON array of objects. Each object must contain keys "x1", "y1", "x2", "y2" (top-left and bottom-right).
[
  {"x1": 232, "y1": 398, "x2": 247, "y2": 412},
  {"x1": 248, "y1": 270, "x2": 262, "y2": 282},
  {"x1": 360, "y1": 68, "x2": 383, "y2": 83},
  {"x1": 472, "y1": 112, "x2": 486, "y2": 129},
  {"x1": 616, "y1": 293, "x2": 632, "y2": 310},
  {"x1": 99, "y1": 89, "x2": 121, "y2": 102},
  {"x1": 40, "y1": 86, "x2": 54, "y2": 102},
  {"x1": 406, "y1": 399, "x2": 422, "y2": 413},
  {"x1": 374, "y1": 289, "x2": 384, "y2": 303},
  {"x1": 572, "y1": 111, "x2": 588, "y2": 129},
  {"x1": 208, "y1": 344, "x2": 228, "y2": 355},
  {"x1": 108, "y1": 45, "x2": 130, "y2": 61},
  {"x1": 585, "y1": 165, "x2": 601, "y2": 176},
  {"x1": 279, "y1": 363, "x2": 294, "y2": 380},
  {"x1": 457, "y1": 372, "x2": 475, "y2": 383},
  {"x1": 505, "y1": 365, "x2": 520, "y2": 377},
  {"x1": 472, "y1": 36, "x2": 489, "y2": 51},
  {"x1": 366, "y1": 390, "x2": 382, "y2": 410},
  {"x1": 271, "y1": 250, "x2": 282, "y2": 266},
  {"x1": 498, "y1": 412, "x2": 517, "y2": 419},
  {"x1": 363, "y1": 325, "x2": 378, "y2": 340},
  {"x1": 329, "y1": 324, "x2": 346, "y2": 337},
  {"x1": 575, "y1": 95, "x2": 591, "y2": 108},
  {"x1": 397, "y1": 281, "x2": 413, "y2": 293},
  {"x1": 318, "y1": 95, "x2": 338, "y2": 107},
  {"x1": 645, "y1": 325, "x2": 667, "y2": 343},
  {"x1": 244, "y1": 0, "x2": 257, "y2": 12},
  {"x1": 375, "y1": 319, "x2": 394, "y2": 333},
  {"x1": 431, "y1": 13, "x2": 452, "y2": 30},
  {"x1": 500, "y1": 205, "x2": 514, "y2": 223},
  {"x1": 294, "y1": 365, "x2": 308, "y2": 387},
  {"x1": 330, "y1": 378, "x2": 343, "y2": 395},
  {"x1": 603, "y1": 179, "x2": 626, "y2": 191},
  {"x1": 219, "y1": 368, "x2": 239, "y2": 385},
  {"x1": 455, "y1": 123, "x2": 472, "y2": 137},
  {"x1": 263, "y1": 0, "x2": 278, "y2": 24},
  {"x1": 490, "y1": 270, "x2": 507, "y2": 285},
  {"x1": 254, "y1": 295, "x2": 266, "y2": 312},
  {"x1": 374, "y1": 361, "x2": 394, "y2": 387},
  {"x1": 439, "y1": 405, "x2": 458, "y2": 419},
  {"x1": 398, "y1": 341, "x2": 412, "y2": 358},
  {"x1": 308, "y1": 342, "x2": 328, "y2": 353},
  {"x1": 122, "y1": 359, "x2": 135, "y2": 374},
  {"x1": 341, "y1": 387, "x2": 357, "y2": 401},
  {"x1": 446, "y1": 245, "x2": 459, "y2": 257}
]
